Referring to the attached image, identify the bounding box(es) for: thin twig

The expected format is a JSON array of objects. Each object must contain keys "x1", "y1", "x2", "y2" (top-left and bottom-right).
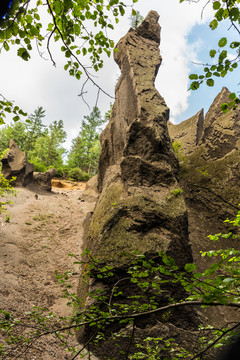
[{"x1": 190, "y1": 321, "x2": 240, "y2": 360}]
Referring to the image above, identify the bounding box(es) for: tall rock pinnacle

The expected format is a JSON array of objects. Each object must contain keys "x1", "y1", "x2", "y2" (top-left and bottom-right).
[{"x1": 79, "y1": 11, "x2": 196, "y2": 359}]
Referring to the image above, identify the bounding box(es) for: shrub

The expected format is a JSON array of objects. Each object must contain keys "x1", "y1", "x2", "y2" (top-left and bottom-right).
[
  {"x1": 68, "y1": 167, "x2": 91, "y2": 181},
  {"x1": 33, "y1": 162, "x2": 47, "y2": 173}
]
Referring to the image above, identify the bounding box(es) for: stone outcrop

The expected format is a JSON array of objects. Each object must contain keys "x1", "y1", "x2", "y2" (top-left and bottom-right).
[
  {"x1": 88, "y1": 10, "x2": 192, "y2": 270},
  {"x1": 1, "y1": 139, "x2": 56, "y2": 191},
  {"x1": 168, "y1": 87, "x2": 240, "y2": 327},
  {"x1": 1, "y1": 139, "x2": 34, "y2": 186},
  {"x1": 79, "y1": 11, "x2": 197, "y2": 359},
  {"x1": 168, "y1": 108, "x2": 204, "y2": 156},
  {"x1": 32, "y1": 168, "x2": 56, "y2": 191}
]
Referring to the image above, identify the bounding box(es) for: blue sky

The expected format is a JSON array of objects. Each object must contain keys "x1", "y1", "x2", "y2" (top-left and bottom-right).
[{"x1": 0, "y1": 0, "x2": 239, "y2": 148}]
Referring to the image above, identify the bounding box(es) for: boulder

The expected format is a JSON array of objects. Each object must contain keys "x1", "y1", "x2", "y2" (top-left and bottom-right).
[
  {"x1": 1, "y1": 139, "x2": 34, "y2": 186},
  {"x1": 1, "y1": 139, "x2": 56, "y2": 191},
  {"x1": 33, "y1": 168, "x2": 56, "y2": 191}
]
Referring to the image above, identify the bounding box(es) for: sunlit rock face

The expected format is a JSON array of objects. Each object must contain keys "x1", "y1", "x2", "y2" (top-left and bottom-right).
[
  {"x1": 79, "y1": 11, "x2": 197, "y2": 359},
  {"x1": 168, "y1": 87, "x2": 240, "y2": 329},
  {"x1": 89, "y1": 10, "x2": 191, "y2": 266}
]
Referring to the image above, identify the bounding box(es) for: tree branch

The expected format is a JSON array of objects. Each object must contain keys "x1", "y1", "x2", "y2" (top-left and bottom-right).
[
  {"x1": 45, "y1": 0, "x2": 115, "y2": 101},
  {"x1": 190, "y1": 321, "x2": 240, "y2": 360}
]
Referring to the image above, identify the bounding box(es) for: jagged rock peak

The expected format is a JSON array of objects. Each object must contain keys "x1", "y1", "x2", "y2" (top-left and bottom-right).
[
  {"x1": 135, "y1": 10, "x2": 160, "y2": 44},
  {"x1": 168, "y1": 108, "x2": 204, "y2": 156},
  {"x1": 203, "y1": 87, "x2": 231, "y2": 130},
  {"x1": 98, "y1": 10, "x2": 176, "y2": 192},
  {"x1": 79, "y1": 13, "x2": 195, "y2": 358}
]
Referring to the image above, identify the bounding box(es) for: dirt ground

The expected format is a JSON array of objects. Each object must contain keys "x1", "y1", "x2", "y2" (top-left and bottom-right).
[{"x1": 0, "y1": 179, "x2": 99, "y2": 359}]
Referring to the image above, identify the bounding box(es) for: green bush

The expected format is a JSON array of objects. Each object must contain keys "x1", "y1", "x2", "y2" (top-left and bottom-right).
[
  {"x1": 68, "y1": 167, "x2": 91, "y2": 181},
  {"x1": 55, "y1": 166, "x2": 69, "y2": 178},
  {"x1": 33, "y1": 162, "x2": 47, "y2": 173}
]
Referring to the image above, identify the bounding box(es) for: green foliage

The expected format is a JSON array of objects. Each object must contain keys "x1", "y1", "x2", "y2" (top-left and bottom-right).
[
  {"x1": 68, "y1": 167, "x2": 90, "y2": 181},
  {"x1": 0, "y1": 0, "x2": 138, "y2": 123},
  {"x1": 170, "y1": 187, "x2": 183, "y2": 196},
  {"x1": 172, "y1": 140, "x2": 187, "y2": 164},
  {"x1": 0, "y1": 107, "x2": 67, "y2": 172},
  {"x1": 0, "y1": 97, "x2": 28, "y2": 125},
  {"x1": 186, "y1": 0, "x2": 240, "y2": 109},
  {"x1": 0, "y1": 174, "x2": 16, "y2": 216},
  {"x1": 130, "y1": 10, "x2": 144, "y2": 28},
  {"x1": 68, "y1": 106, "x2": 107, "y2": 176},
  {"x1": 0, "y1": 0, "x2": 138, "y2": 76}
]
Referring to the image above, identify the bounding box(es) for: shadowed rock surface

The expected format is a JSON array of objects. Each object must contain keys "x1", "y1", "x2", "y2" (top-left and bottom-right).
[{"x1": 79, "y1": 11, "x2": 198, "y2": 359}]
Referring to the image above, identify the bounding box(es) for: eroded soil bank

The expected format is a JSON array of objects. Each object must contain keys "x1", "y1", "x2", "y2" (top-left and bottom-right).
[{"x1": 0, "y1": 180, "x2": 98, "y2": 359}]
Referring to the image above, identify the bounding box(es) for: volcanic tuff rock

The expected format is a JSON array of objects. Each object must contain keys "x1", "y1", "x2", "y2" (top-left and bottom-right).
[
  {"x1": 1, "y1": 139, "x2": 56, "y2": 191},
  {"x1": 1, "y1": 139, "x2": 34, "y2": 186},
  {"x1": 79, "y1": 11, "x2": 197, "y2": 359},
  {"x1": 168, "y1": 87, "x2": 240, "y2": 325}
]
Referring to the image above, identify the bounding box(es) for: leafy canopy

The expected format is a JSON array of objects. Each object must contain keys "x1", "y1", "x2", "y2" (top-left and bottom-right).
[{"x1": 183, "y1": 0, "x2": 240, "y2": 112}]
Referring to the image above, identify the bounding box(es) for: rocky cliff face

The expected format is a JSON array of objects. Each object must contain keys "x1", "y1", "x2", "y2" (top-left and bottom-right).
[
  {"x1": 88, "y1": 10, "x2": 191, "y2": 267},
  {"x1": 168, "y1": 87, "x2": 240, "y2": 326},
  {"x1": 79, "y1": 11, "x2": 198, "y2": 359}
]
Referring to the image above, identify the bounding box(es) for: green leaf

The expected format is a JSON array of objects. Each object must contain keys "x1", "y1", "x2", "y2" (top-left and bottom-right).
[
  {"x1": 210, "y1": 49, "x2": 216, "y2": 58},
  {"x1": 189, "y1": 74, "x2": 198, "y2": 80},
  {"x1": 206, "y1": 79, "x2": 214, "y2": 87},
  {"x1": 229, "y1": 93, "x2": 236, "y2": 100},
  {"x1": 229, "y1": 7, "x2": 239, "y2": 21},
  {"x1": 190, "y1": 81, "x2": 199, "y2": 90},
  {"x1": 213, "y1": 1, "x2": 221, "y2": 10},
  {"x1": 210, "y1": 19, "x2": 218, "y2": 30},
  {"x1": 218, "y1": 37, "x2": 227, "y2": 47},
  {"x1": 54, "y1": 0, "x2": 62, "y2": 15},
  {"x1": 220, "y1": 103, "x2": 229, "y2": 112},
  {"x1": 184, "y1": 263, "x2": 197, "y2": 272},
  {"x1": 3, "y1": 41, "x2": 10, "y2": 51},
  {"x1": 17, "y1": 48, "x2": 30, "y2": 61}
]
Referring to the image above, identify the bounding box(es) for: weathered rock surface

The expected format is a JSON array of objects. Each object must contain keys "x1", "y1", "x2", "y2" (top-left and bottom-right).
[
  {"x1": 1, "y1": 139, "x2": 34, "y2": 186},
  {"x1": 168, "y1": 87, "x2": 240, "y2": 326},
  {"x1": 168, "y1": 108, "x2": 204, "y2": 156},
  {"x1": 79, "y1": 11, "x2": 197, "y2": 359},
  {"x1": 1, "y1": 139, "x2": 56, "y2": 191},
  {"x1": 32, "y1": 168, "x2": 56, "y2": 191}
]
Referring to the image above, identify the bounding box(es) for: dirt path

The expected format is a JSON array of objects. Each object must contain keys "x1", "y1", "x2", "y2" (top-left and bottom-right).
[{"x1": 0, "y1": 180, "x2": 98, "y2": 359}]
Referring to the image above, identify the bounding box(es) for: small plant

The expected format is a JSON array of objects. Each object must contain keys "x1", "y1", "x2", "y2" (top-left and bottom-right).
[
  {"x1": 172, "y1": 141, "x2": 187, "y2": 164},
  {"x1": 170, "y1": 188, "x2": 183, "y2": 197},
  {"x1": 5, "y1": 213, "x2": 10, "y2": 222},
  {"x1": 196, "y1": 166, "x2": 210, "y2": 178},
  {"x1": 0, "y1": 174, "x2": 16, "y2": 216}
]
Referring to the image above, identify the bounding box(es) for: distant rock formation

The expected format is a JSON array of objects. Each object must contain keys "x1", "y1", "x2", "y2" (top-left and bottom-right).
[
  {"x1": 1, "y1": 139, "x2": 34, "y2": 186},
  {"x1": 79, "y1": 11, "x2": 197, "y2": 359},
  {"x1": 168, "y1": 108, "x2": 204, "y2": 156},
  {"x1": 32, "y1": 168, "x2": 56, "y2": 191},
  {"x1": 1, "y1": 139, "x2": 56, "y2": 191}
]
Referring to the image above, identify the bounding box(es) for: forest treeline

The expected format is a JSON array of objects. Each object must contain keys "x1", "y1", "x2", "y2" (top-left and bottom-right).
[{"x1": 0, "y1": 106, "x2": 109, "y2": 181}]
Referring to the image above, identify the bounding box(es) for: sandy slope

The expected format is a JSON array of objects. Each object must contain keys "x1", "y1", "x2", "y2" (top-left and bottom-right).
[{"x1": 0, "y1": 180, "x2": 98, "y2": 359}]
